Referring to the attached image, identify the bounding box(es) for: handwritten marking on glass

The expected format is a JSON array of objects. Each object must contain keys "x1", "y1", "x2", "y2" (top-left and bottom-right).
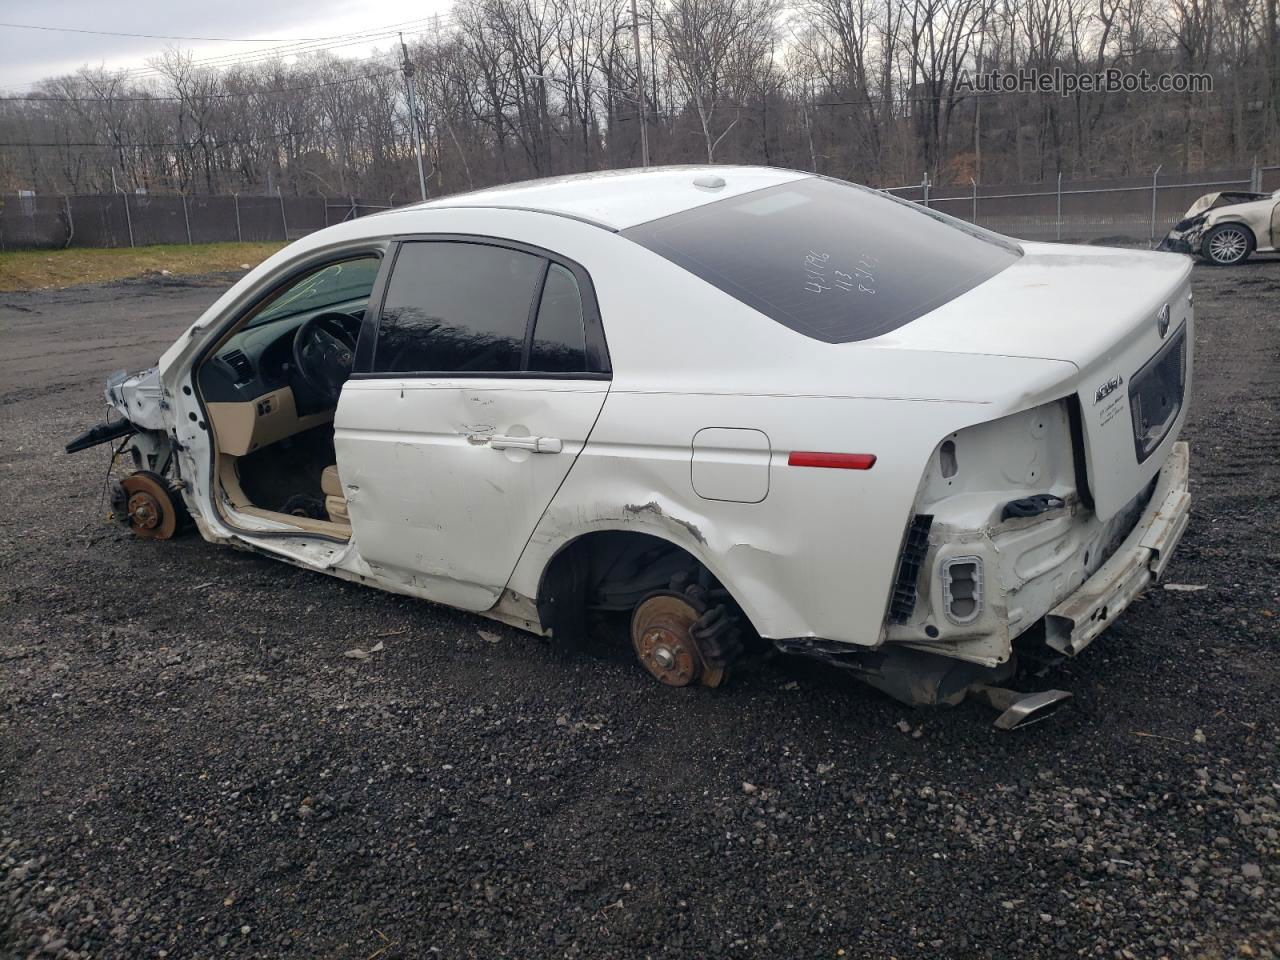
[{"x1": 805, "y1": 251, "x2": 879, "y2": 295}]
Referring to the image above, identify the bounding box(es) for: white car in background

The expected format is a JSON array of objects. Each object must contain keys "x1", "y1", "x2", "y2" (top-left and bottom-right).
[
  {"x1": 68, "y1": 166, "x2": 1193, "y2": 727},
  {"x1": 1158, "y1": 188, "x2": 1280, "y2": 264}
]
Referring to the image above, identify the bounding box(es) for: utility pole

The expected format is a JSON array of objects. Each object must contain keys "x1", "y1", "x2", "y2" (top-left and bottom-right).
[
  {"x1": 629, "y1": 0, "x2": 650, "y2": 167},
  {"x1": 400, "y1": 33, "x2": 429, "y2": 201},
  {"x1": 973, "y1": 9, "x2": 985, "y2": 184}
]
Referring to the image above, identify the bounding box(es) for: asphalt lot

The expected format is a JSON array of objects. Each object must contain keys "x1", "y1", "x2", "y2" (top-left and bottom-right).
[{"x1": 1, "y1": 262, "x2": 1278, "y2": 959}]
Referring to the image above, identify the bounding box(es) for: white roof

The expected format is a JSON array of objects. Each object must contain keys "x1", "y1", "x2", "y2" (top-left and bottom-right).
[{"x1": 403, "y1": 165, "x2": 811, "y2": 231}]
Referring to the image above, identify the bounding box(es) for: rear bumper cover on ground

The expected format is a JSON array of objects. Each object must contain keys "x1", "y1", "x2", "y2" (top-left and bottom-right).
[{"x1": 1045, "y1": 441, "x2": 1191, "y2": 655}]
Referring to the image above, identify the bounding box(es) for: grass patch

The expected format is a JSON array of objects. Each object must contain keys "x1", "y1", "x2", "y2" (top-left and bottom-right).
[{"x1": 0, "y1": 242, "x2": 285, "y2": 292}]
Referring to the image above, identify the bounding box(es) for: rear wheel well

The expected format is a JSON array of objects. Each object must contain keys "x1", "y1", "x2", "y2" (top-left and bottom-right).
[{"x1": 536, "y1": 531, "x2": 736, "y2": 644}]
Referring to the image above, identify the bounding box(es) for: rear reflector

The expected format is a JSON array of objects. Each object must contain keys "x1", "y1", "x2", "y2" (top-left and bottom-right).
[{"x1": 788, "y1": 451, "x2": 877, "y2": 470}]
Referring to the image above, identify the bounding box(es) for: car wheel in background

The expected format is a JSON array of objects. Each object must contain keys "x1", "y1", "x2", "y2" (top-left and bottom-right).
[{"x1": 1201, "y1": 223, "x2": 1254, "y2": 265}]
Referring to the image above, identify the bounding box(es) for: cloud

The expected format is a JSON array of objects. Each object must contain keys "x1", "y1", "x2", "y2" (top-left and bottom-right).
[{"x1": 0, "y1": 0, "x2": 416, "y2": 89}]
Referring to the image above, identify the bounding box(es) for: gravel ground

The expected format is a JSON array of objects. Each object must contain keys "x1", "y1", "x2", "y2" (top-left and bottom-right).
[{"x1": 1, "y1": 263, "x2": 1277, "y2": 959}]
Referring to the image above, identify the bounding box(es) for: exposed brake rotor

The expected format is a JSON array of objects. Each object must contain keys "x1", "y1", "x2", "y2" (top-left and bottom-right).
[
  {"x1": 115, "y1": 470, "x2": 186, "y2": 540},
  {"x1": 630, "y1": 586, "x2": 742, "y2": 688},
  {"x1": 632, "y1": 593, "x2": 706, "y2": 687}
]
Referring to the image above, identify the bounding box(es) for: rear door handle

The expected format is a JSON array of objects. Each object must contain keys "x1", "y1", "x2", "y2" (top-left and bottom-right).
[{"x1": 489, "y1": 435, "x2": 563, "y2": 454}]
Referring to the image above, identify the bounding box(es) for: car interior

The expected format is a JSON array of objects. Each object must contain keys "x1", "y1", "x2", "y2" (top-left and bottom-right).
[{"x1": 195, "y1": 256, "x2": 380, "y2": 538}]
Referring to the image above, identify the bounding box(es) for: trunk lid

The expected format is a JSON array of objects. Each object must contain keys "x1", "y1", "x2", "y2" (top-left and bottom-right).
[{"x1": 868, "y1": 243, "x2": 1194, "y2": 520}]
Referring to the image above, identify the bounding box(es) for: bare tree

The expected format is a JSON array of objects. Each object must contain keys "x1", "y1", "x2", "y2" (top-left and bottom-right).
[
  {"x1": 0, "y1": 0, "x2": 1276, "y2": 199},
  {"x1": 659, "y1": 0, "x2": 778, "y2": 161}
]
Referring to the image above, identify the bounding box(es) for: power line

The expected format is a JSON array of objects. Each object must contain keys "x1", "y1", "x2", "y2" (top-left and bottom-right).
[
  {"x1": 0, "y1": 20, "x2": 379, "y2": 43},
  {"x1": 2, "y1": 68, "x2": 398, "y2": 103},
  {"x1": 0, "y1": 128, "x2": 308, "y2": 148},
  {"x1": 145, "y1": 19, "x2": 446, "y2": 69},
  {"x1": 0, "y1": 15, "x2": 455, "y2": 91},
  {"x1": 115, "y1": 17, "x2": 456, "y2": 78}
]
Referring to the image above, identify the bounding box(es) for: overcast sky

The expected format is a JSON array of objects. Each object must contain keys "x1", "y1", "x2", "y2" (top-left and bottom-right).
[{"x1": 0, "y1": 1, "x2": 453, "y2": 91}]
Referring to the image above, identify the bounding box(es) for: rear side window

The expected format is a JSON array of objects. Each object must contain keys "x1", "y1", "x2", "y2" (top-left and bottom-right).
[
  {"x1": 528, "y1": 264, "x2": 587, "y2": 373},
  {"x1": 622, "y1": 177, "x2": 1022, "y2": 344},
  {"x1": 373, "y1": 241, "x2": 544, "y2": 373}
]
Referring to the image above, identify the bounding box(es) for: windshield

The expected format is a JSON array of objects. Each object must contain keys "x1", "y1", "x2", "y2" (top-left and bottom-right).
[
  {"x1": 250, "y1": 258, "x2": 381, "y2": 328},
  {"x1": 622, "y1": 176, "x2": 1022, "y2": 344}
]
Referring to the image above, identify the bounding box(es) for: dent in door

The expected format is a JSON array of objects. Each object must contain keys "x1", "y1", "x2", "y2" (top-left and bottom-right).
[{"x1": 336, "y1": 379, "x2": 607, "y2": 612}]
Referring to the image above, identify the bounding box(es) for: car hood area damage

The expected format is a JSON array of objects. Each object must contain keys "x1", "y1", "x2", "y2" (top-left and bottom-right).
[
  {"x1": 1157, "y1": 187, "x2": 1279, "y2": 261},
  {"x1": 105, "y1": 367, "x2": 167, "y2": 430},
  {"x1": 64, "y1": 368, "x2": 167, "y2": 454}
]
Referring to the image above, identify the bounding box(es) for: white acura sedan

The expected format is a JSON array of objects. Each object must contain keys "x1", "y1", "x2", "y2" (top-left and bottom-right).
[{"x1": 68, "y1": 167, "x2": 1193, "y2": 725}]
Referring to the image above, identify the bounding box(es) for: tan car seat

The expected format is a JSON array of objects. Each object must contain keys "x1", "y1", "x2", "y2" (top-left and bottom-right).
[{"x1": 321, "y1": 464, "x2": 349, "y2": 524}]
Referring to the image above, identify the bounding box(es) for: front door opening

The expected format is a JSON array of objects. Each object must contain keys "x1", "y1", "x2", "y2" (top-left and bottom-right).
[{"x1": 195, "y1": 256, "x2": 380, "y2": 537}]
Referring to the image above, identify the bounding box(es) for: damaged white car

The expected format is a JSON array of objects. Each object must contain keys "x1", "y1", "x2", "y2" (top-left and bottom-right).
[
  {"x1": 68, "y1": 167, "x2": 1193, "y2": 727},
  {"x1": 1158, "y1": 188, "x2": 1280, "y2": 265}
]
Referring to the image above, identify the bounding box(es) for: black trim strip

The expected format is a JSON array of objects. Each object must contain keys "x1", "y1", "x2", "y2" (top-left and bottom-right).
[
  {"x1": 522, "y1": 260, "x2": 552, "y2": 370},
  {"x1": 1066, "y1": 396, "x2": 1095, "y2": 511},
  {"x1": 355, "y1": 241, "x2": 399, "y2": 372}
]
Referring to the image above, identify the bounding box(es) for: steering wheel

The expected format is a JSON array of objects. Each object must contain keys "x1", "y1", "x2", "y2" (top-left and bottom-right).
[{"x1": 292, "y1": 312, "x2": 359, "y2": 404}]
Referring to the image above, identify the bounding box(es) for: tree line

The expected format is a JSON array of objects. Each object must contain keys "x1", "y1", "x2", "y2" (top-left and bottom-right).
[{"x1": 1, "y1": 0, "x2": 1276, "y2": 199}]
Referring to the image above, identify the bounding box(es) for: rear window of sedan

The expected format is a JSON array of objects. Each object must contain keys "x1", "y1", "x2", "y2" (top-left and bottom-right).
[{"x1": 622, "y1": 176, "x2": 1022, "y2": 344}]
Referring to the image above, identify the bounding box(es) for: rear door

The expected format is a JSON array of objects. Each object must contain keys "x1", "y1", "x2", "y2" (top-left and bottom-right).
[{"x1": 335, "y1": 237, "x2": 610, "y2": 611}]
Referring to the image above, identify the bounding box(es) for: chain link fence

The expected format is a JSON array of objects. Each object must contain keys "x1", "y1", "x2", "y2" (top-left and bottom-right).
[
  {"x1": 0, "y1": 194, "x2": 406, "y2": 250},
  {"x1": 883, "y1": 162, "x2": 1280, "y2": 245},
  {"x1": 3, "y1": 164, "x2": 1279, "y2": 251}
]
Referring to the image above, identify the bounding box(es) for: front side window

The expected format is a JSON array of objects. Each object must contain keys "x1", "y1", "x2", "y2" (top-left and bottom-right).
[
  {"x1": 371, "y1": 239, "x2": 603, "y2": 376},
  {"x1": 623, "y1": 176, "x2": 1022, "y2": 344},
  {"x1": 374, "y1": 241, "x2": 545, "y2": 374},
  {"x1": 251, "y1": 258, "x2": 381, "y2": 328}
]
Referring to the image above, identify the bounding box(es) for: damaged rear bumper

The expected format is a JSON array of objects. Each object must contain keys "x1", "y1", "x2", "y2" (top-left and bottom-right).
[{"x1": 1045, "y1": 440, "x2": 1190, "y2": 655}]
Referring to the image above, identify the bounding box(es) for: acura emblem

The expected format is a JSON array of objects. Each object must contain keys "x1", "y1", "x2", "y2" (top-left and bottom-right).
[
  {"x1": 1094, "y1": 374, "x2": 1123, "y2": 404},
  {"x1": 1156, "y1": 303, "x2": 1171, "y2": 338}
]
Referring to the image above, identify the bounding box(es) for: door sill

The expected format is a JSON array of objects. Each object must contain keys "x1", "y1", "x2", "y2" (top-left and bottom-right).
[{"x1": 222, "y1": 503, "x2": 352, "y2": 541}]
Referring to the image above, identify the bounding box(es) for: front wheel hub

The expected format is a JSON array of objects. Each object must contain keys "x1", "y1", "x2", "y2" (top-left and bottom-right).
[{"x1": 117, "y1": 471, "x2": 184, "y2": 540}]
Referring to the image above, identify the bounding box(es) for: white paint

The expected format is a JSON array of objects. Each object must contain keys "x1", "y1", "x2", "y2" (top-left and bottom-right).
[
  {"x1": 865, "y1": 241, "x2": 1194, "y2": 520},
  {"x1": 116, "y1": 165, "x2": 1194, "y2": 672},
  {"x1": 334, "y1": 377, "x2": 608, "y2": 611},
  {"x1": 691, "y1": 428, "x2": 771, "y2": 503},
  {"x1": 412, "y1": 165, "x2": 807, "y2": 230},
  {"x1": 1175, "y1": 190, "x2": 1280, "y2": 253}
]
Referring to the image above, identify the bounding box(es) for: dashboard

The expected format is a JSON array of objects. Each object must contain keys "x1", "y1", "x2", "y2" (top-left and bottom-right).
[
  {"x1": 198, "y1": 298, "x2": 367, "y2": 408},
  {"x1": 197, "y1": 298, "x2": 367, "y2": 457}
]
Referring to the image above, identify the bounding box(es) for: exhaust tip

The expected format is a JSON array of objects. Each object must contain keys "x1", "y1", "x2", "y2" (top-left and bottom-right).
[{"x1": 971, "y1": 684, "x2": 1073, "y2": 730}]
